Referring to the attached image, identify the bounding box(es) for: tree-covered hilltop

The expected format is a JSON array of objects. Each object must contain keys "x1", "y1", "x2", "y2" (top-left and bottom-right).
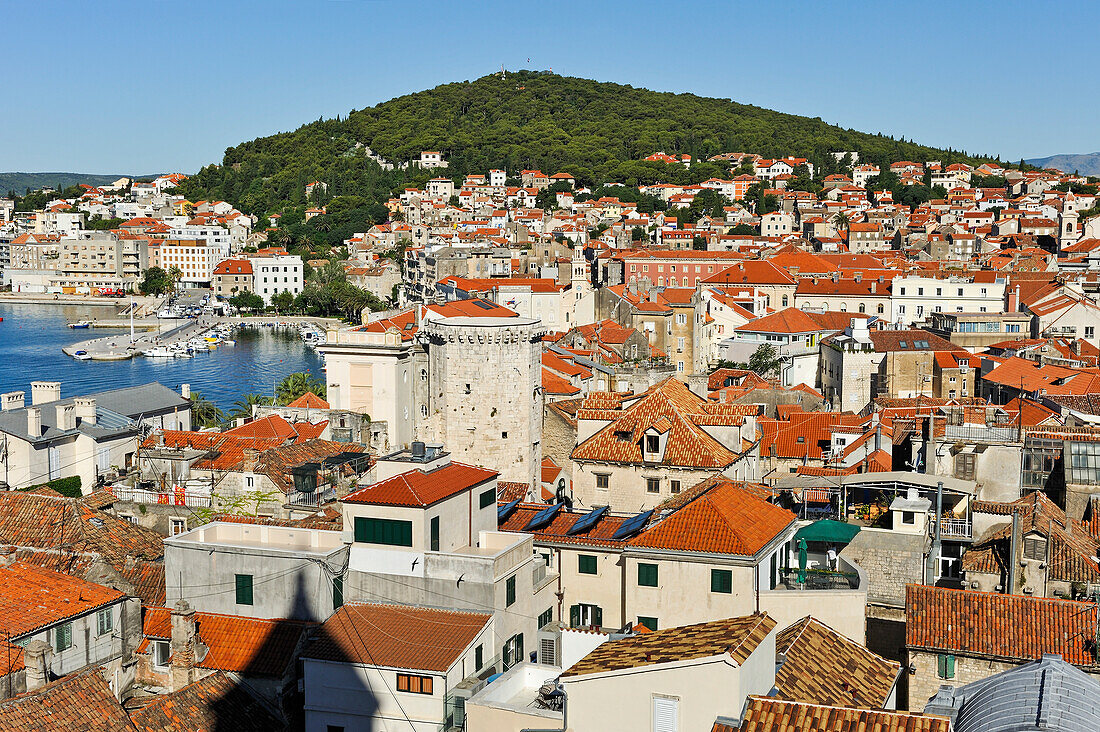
[{"x1": 179, "y1": 70, "x2": 1007, "y2": 219}]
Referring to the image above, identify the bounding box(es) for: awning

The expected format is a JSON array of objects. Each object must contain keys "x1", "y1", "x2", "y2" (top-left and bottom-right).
[{"x1": 794, "y1": 519, "x2": 861, "y2": 545}]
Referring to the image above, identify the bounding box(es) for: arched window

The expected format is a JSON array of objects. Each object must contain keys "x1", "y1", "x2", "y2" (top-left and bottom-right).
[
  {"x1": 877, "y1": 303, "x2": 885, "y2": 314},
  {"x1": 858, "y1": 303, "x2": 866, "y2": 313},
  {"x1": 782, "y1": 295, "x2": 789, "y2": 307}
]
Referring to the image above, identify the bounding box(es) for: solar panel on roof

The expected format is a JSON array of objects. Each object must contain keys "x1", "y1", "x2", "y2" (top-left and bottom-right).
[
  {"x1": 524, "y1": 503, "x2": 562, "y2": 531},
  {"x1": 567, "y1": 506, "x2": 608, "y2": 535},
  {"x1": 474, "y1": 300, "x2": 495, "y2": 310},
  {"x1": 611, "y1": 509, "x2": 654, "y2": 540},
  {"x1": 498, "y1": 499, "x2": 521, "y2": 522}
]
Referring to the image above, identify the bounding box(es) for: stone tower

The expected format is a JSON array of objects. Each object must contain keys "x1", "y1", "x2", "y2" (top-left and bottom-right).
[
  {"x1": 421, "y1": 316, "x2": 545, "y2": 488},
  {"x1": 570, "y1": 246, "x2": 595, "y2": 325}
]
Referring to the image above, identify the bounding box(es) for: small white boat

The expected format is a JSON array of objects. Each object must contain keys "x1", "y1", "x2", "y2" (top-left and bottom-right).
[
  {"x1": 144, "y1": 346, "x2": 173, "y2": 358},
  {"x1": 73, "y1": 350, "x2": 92, "y2": 360}
]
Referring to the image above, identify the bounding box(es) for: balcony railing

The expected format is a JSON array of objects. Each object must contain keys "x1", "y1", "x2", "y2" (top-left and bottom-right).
[
  {"x1": 286, "y1": 487, "x2": 337, "y2": 508},
  {"x1": 111, "y1": 485, "x2": 212, "y2": 508},
  {"x1": 932, "y1": 517, "x2": 973, "y2": 539}
]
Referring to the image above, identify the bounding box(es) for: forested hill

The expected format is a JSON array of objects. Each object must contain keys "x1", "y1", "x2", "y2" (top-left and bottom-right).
[
  {"x1": 1, "y1": 172, "x2": 136, "y2": 196},
  {"x1": 179, "y1": 71, "x2": 1005, "y2": 218}
]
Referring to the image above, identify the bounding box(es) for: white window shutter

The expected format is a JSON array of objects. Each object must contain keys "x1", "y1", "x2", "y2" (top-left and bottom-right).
[{"x1": 653, "y1": 696, "x2": 678, "y2": 732}]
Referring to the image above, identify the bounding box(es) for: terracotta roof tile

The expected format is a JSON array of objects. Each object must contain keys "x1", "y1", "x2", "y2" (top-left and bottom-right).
[
  {"x1": 343, "y1": 462, "x2": 498, "y2": 508},
  {"x1": 138, "y1": 607, "x2": 311, "y2": 676},
  {"x1": 562, "y1": 613, "x2": 776, "y2": 677},
  {"x1": 628, "y1": 479, "x2": 794, "y2": 556},
  {"x1": 0, "y1": 561, "x2": 125, "y2": 639},
  {"x1": 285, "y1": 391, "x2": 330, "y2": 409},
  {"x1": 303, "y1": 602, "x2": 490, "y2": 672},
  {"x1": 733, "y1": 697, "x2": 949, "y2": 732},
  {"x1": 0, "y1": 667, "x2": 137, "y2": 732},
  {"x1": 775, "y1": 617, "x2": 900, "y2": 709},
  {"x1": 129, "y1": 671, "x2": 283, "y2": 732},
  {"x1": 905, "y1": 584, "x2": 1099, "y2": 665}
]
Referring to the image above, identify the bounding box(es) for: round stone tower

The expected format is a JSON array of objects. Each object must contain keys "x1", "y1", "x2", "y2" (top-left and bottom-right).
[{"x1": 421, "y1": 316, "x2": 545, "y2": 488}]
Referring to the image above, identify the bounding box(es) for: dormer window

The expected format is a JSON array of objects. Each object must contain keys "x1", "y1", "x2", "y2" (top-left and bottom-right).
[
  {"x1": 646, "y1": 435, "x2": 660, "y2": 453},
  {"x1": 614, "y1": 430, "x2": 632, "y2": 442}
]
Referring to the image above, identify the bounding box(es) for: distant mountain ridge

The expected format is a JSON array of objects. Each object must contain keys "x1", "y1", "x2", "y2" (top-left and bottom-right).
[
  {"x1": 1025, "y1": 152, "x2": 1100, "y2": 177},
  {"x1": 1, "y1": 172, "x2": 154, "y2": 195}
]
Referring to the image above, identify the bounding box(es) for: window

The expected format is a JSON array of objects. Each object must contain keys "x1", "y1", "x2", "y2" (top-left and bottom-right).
[
  {"x1": 506, "y1": 575, "x2": 516, "y2": 607},
  {"x1": 475, "y1": 644, "x2": 484, "y2": 670},
  {"x1": 578, "y1": 554, "x2": 598, "y2": 574},
  {"x1": 1023, "y1": 536, "x2": 1048, "y2": 561},
  {"x1": 499, "y1": 632, "x2": 529, "y2": 674},
  {"x1": 538, "y1": 608, "x2": 554, "y2": 629},
  {"x1": 653, "y1": 695, "x2": 679, "y2": 732},
  {"x1": 354, "y1": 517, "x2": 413, "y2": 547},
  {"x1": 937, "y1": 653, "x2": 956, "y2": 680},
  {"x1": 955, "y1": 453, "x2": 976, "y2": 480},
  {"x1": 569, "y1": 604, "x2": 602, "y2": 628},
  {"x1": 645, "y1": 435, "x2": 660, "y2": 453},
  {"x1": 902, "y1": 511, "x2": 915, "y2": 525},
  {"x1": 638, "y1": 616, "x2": 658, "y2": 632},
  {"x1": 396, "y1": 674, "x2": 434, "y2": 695},
  {"x1": 670, "y1": 480, "x2": 681, "y2": 494},
  {"x1": 245, "y1": 475, "x2": 254, "y2": 488},
  {"x1": 1087, "y1": 326, "x2": 1096, "y2": 339},
  {"x1": 235, "y1": 574, "x2": 254, "y2": 605},
  {"x1": 333, "y1": 577, "x2": 344, "y2": 609},
  {"x1": 170, "y1": 518, "x2": 186, "y2": 536},
  {"x1": 479, "y1": 488, "x2": 496, "y2": 509},
  {"x1": 154, "y1": 640, "x2": 170, "y2": 668},
  {"x1": 711, "y1": 569, "x2": 733, "y2": 594},
  {"x1": 595, "y1": 473, "x2": 609, "y2": 490},
  {"x1": 646, "y1": 477, "x2": 660, "y2": 493},
  {"x1": 638, "y1": 563, "x2": 659, "y2": 587},
  {"x1": 96, "y1": 608, "x2": 113, "y2": 636}
]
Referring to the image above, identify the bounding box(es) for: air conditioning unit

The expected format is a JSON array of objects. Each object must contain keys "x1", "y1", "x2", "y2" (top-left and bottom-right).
[{"x1": 537, "y1": 628, "x2": 560, "y2": 666}]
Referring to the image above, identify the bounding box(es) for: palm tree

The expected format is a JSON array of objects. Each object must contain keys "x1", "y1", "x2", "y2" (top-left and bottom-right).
[
  {"x1": 167, "y1": 266, "x2": 183, "y2": 292},
  {"x1": 276, "y1": 372, "x2": 327, "y2": 405},
  {"x1": 188, "y1": 391, "x2": 224, "y2": 428},
  {"x1": 831, "y1": 212, "x2": 851, "y2": 238},
  {"x1": 228, "y1": 393, "x2": 273, "y2": 421}
]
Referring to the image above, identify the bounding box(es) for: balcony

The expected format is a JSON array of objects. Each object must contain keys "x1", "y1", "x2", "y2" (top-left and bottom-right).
[
  {"x1": 111, "y1": 485, "x2": 212, "y2": 508},
  {"x1": 931, "y1": 516, "x2": 972, "y2": 540}
]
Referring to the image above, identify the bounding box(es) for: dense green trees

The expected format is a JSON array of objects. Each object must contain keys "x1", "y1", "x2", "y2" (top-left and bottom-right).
[
  {"x1": 140, "y1": 266, "x2": 173, "y2": 295},
  {"x1": 276, "y1": 372, "x2": 327, "y2": 404},
  {"x1": 178, "y1": 72, "x2": 1004, "y2": 221}
]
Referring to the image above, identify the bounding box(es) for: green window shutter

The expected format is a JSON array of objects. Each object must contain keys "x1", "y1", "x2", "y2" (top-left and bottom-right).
[
  {"x1": 939, "y1": 653, "x2": 956, "y2": 679},
  {"x1": 355, "y1": 517, "x2": 413, "y2": 547},
  {"x1": 711, "y1": 569, "x2": 732, "y2": 594},
  {"x1": 569, "y1": 604, "x2": 581, "y2": 627},
  {"x1": 947, "y1": 654, "x2": 955, "y2": 678},
  {"x1": 592, "y1": 606, "x2": 603, "y2": 628},
  {"x1": 333, "y1": 577, "x2": 344, "y2": 609},
  {"x1": 506, "y1": 575, "x2": 516, "y2": 607},
  {"x1": 578, "y1": 554, "x2": 597, "y2": 574},
  {"x1": 475, "y1": 644, "x2": 483, "y2": 670},
  {"x1": 430, "y1": 516, "x2": 440, "y2": 552},
  {"x1": 235, "y1": 574, "x2": 254, "y2": 605},
  {"x1": 638, "y1": 563, "x2": 658, "y2": 587},
  {"x1": 638, "y1": 616, "x2": 658, "y2": 632},
  {"x1": 354, "y1": 516, "x2": 368, "y2": 543},
  {"x1": 479, "y1": 488, "x2": 496, "y2": 509}
]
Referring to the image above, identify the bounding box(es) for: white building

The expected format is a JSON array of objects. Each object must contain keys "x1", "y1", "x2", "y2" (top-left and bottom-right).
[
  {"x1": 249, "y1": 252, "x2": 303, "y2": 304},
  {"x1": 154, "y1": 239, "x2": 231, "y2": 285},
  {"x1": 890, "y1": 274, "x2": 1006, "y2": 327}
]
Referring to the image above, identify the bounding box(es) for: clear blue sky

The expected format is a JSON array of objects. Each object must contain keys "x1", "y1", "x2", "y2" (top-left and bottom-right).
[{"x1": 3, "y1": 0, "x2": 1097, "y2": 174}]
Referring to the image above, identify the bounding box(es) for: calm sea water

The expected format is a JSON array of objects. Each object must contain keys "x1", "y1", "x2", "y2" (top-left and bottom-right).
[{"x1": 0, "y1": 303, "x2": 323, "y2": 409}]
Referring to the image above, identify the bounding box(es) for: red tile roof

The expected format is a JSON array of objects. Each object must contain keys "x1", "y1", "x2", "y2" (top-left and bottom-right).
[
  {"x1": 304, "y1": 602, "x2": 490, "y2": 672},
  {"x1": 628, "y1": 479, "x2": 795, "y2": 556},
  {"x1": 905, "y1": 584, "x2": 1099, "y2": 666},
  {"x1": 0, "y1": 562, "x2": 125, "y2": 639},
  {"x1": 775, "y1": 617, "x2": 900, "y2": 709},
  {"x1": 734, "y1": 697, "x2": 949, "y2": 732},
  {"x1": 0, "y1": 668, "x2": 137, "y2": 732},
  {"x1": 562, "y1": 613, "x2": 776, "y2": 677},
  {"x1": 138, "y1": 607, "x2": 311, "y2": 677},
  {"x1": 285, "y1": 391, "x2": 330, "y2": 409},
  {"x1": 572, "y1": 379, "x2": 750, "y2": 469},
  {"x1": 343, "y1": 462, "x2": 498, "y2": 507},
  {"x1": 129, "y1": 671, "x2": 282, "y2": 732},
  {"x1": 222, "y1": 414, "x2": 327, "y2": 441}
]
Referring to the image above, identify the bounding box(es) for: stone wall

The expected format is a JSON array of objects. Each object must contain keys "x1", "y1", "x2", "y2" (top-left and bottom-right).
[
  {"x1": 840, "y1": 529, "x2": 927, "y2": 608},
  {"x1": 906, "y1": 650, "x2": 1016, "y2": 711}
]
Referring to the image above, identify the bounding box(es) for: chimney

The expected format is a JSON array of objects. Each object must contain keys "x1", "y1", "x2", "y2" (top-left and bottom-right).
[
  {"x1": 831, "y1": 272, "x2": 839, "y2": 283},
  {"x1": 180, "y1": 383, "x2": 191, "y2": 399},
  {"x1": 55, "y1": 404, "x2": 75, "y2": 431},
  {"x1": 23, "y1": 640, "x2": 52, "y2": 691},
  {"x1": 26, "y1": 407, "x2": 41, "y2": 437},
  {"x1": 0, "y1": 392, "x2": 24, "y2": 411},
  {"x1": 73, "y1": 398, "x2": 96, "y2": 425},
  {"x1": 1008, "y1": 509, "x2": 1021, "y2": 595},
  {"x1": 30, "y1": 381, "x2": 61, "y2": 406},
  {"x1": 854, "y1": 273, "x2": 862, "y2": 282},
  {"x1": 242, "y1": 448, "x2": 260, "y2": 472},
  {"x1": 1007, "y1": 285, "x2": 1020, "y2": 313},
  {"x1": 169, "y1": 600, "x2": 199, "y2": 691}
]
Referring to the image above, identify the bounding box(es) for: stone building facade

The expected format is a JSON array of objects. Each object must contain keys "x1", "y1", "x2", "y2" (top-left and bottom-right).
[{"x1": 420, "y1": 316, "x2": 545, "y2": 488}]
